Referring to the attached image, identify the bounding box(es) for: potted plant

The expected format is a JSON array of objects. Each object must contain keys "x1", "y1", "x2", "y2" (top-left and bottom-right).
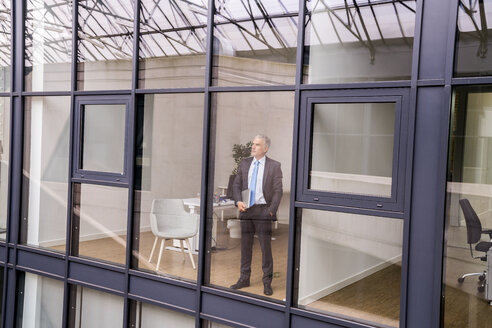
[{"x1": 226, "y1": 141, "x2": 252, "y2": 199}]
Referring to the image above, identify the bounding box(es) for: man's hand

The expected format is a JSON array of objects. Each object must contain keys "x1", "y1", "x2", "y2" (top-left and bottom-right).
[{"x1": 237, "y1": 201, "x2": 247, "y2": 212}]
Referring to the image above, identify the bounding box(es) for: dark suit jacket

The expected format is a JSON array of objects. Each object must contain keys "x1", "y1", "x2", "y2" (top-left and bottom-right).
[{"x1": 232, "y1": 156, "x2": 283, "y2": 220}]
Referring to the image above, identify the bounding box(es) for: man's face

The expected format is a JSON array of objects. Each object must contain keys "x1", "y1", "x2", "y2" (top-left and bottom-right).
[{"x1": 251, "y1": 137, "x2": 268, "y2": 159}]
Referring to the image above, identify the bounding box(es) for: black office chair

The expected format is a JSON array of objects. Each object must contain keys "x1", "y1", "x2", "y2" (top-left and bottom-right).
[{"x1": 457, "y1": 199, "x2": 492, "y2": 292}]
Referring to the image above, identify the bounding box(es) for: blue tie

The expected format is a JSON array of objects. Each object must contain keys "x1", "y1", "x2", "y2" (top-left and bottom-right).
[{"x1": 249, "y1": 160, "x2": 259, "y2": 207}]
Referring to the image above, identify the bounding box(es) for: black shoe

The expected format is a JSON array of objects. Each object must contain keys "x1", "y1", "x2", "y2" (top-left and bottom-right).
[
  {"x1": 264, "y1": 283, "x2": 273, "y2": 296},
  {"x1": 230, "y1": 279, "x2": 250, "y2": 290}
]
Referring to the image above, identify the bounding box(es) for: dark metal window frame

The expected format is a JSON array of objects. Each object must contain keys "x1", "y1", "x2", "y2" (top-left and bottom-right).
[
  {"x1": 3, "y1": 0, "x2": 487, "y2": 328},
  {"x1": 72, "y1": 95, "x2": 132, "y2": 186},
  {"x1": 297, "y1": 88, "x2": 410, "y2": 213}
]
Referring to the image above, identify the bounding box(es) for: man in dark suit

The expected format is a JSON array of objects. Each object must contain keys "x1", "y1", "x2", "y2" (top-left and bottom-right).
[{"x1": 231, "y1": 134, "x2": 283, "y2": 296}]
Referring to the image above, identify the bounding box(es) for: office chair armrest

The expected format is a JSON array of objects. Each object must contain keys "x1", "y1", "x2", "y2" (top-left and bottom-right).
[{"x1": 481, "y1": 228, "x2": 492, "y2": 239}]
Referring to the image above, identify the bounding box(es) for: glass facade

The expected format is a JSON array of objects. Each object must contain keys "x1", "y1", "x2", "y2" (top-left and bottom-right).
[
  {"x1": 303, "y1": 0, "x2": 416, "y2": 84},
  {"x1": 442, "y1": 87, "x2": 492, "y2": 327},
  {"x1": 296, "y1": 209, "x2": 403, "y2": 327},
  {"x1": 0, "y1": 0, "x2": 10, "y2": 92},
  {"x1": 212, "y1": 1, "x2": 298, "y2": 86},
  {"x1": 132, "y1": 300, "x2": 195, "y2": 327},
  {"x1": 0, "y1": 1, "x2": 488, "y2": 328},
  {"x1": 309, "y1": 102, "x2": 395, "y2": 197},
  {"x1": 207, "y1": 91, "x2": 293, "y2": 300},
  {"x1": 16, "y1": 272, "x2": 64, "y2": 327},
  {"x1": 21, "y1": 96, "x2": 70, "y2": 251},
  {"x1": 455, "y1": 1, "x2": 492, "y2": 77},
  {"x1": 81, "y1": 104, "x2": 126, "y2": 173},
  {"x1": 138, "y1": 0, "x2": 208, "y2": 89},
  {"x1": 133, "y1": 93, "x2": 204, "y2": 281},
  {"x1": 72, "y1": 183, "x2": 128, "y2": 265},
  {"x1": 77, "y1": 0, "x2": 134, "y2": 90},
  {"x1": 25, "y1": 0, "x2": 72, "y2": 92},
  {"x1": 0, "y1": 97, "x2": 8, "y2": 241},
  {"x1": 68, "y1": 285, "x2": 124, "y2": 328}
]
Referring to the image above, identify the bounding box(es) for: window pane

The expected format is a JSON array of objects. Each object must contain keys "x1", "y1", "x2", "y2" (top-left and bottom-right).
[
  {"x1": 212, "y1": 1, "x2": 298, "y2": 86},
  {"x1": 443, "y1": 87, "x2": 492, "y2": 327},
  {"x1": 77, "y1": 0, "x2": 134, "y2": 90},
  {"x1": 81, "y1": 104, "x2": 126, "y2": 174},
  {"x1": 0, "y1": 97, "x2": 8, "y2": 241},
  {"x1": 25, "y1": 0, "x2": 72, "y2": 92},
  {"x1": 138, "y1": 0, "x2": 207, "y2": 89},
  {"x1": 455, "y1": 1, "x2": 492, "y2": 77},
  {"x1": 0, "y1": 1, "x2": 11, "y2": 92},
  {"x1": 304, "y1": 0, "x2": 416, "y2": 84},
  {"x1": 203, "y1": 320, "x2": 233, "y2": 328},
  {"x1": 296, "y1": 209, "x2": 403, "y2": 327},
  {"x1": 22, "y1": 96, "x2": 70, "y2": 252},
  {"x1": 73, "y1": 183, "x2": 128, "y2": 265},
  {"x1": 207, "y1": 92, "x2": 294, "y2": 301},
  {"x1": 70, "y1": 285, "x2": 124, "y2": 328},
  {"x1": 310, "y1": 102, "x2": 395, "y2": 197},
  {"x1": 132, "y1": 301, "x2": 195, "y2": 327},
  {"x1": 17, "y1": 272, "x2": 64, "y2": 327},
  {"x1": 133, "y1": 94, "x2": 203, "y2": 281}
]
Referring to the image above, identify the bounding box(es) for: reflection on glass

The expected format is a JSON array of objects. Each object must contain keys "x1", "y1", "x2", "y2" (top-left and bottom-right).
[
  {"x1": 138, "y1": 0, "x2": 207, "y2": 89},
  {"x1": 0, "y1": 98, "x2": 8, "y2": 240},
  {"x1": 21, "y1": 97, "x2": 70, "y2": 251},
  {"x1": 310, "y1": 102, "x2": 395, "y2": 197},
  {"x1": 133, "y1": 94, "x2": 203, "y2": 281},
  {"x1": 443, "y1": 87, "x2": 492, "y2": 327},
  {"x1": 455, "y1": 1, "x2": 492, "y2": 77},
  {"x1": 77, "y1": 0, "x2": 134, "y2": 90},
  {"x1": 296, "y1": 209, "x2": 403, "y2": 327},
  {"x1": 212, "y1": 1, "x2": 298, "y2": 86},
  {"x1": 82, "y1": 104, "x2": 126, "y2": 173},
  {"x1": 203, "y1": 320, "x2": 233, "y2": 328},
  {"x1": 17, "y1": 272, "x2": 64, "y2": 327},
  {"x1": 70, "y1": 285, "x2": 124, "y2": 328},
  {"x1": 304, "y1": 0, "x2": 416, "y2": 84},
  {"x1": 207, "y1": 92, "x2": 294, "y2": 301},
  {"x1": 0, "y1": 1, "x2": 11, "y2": 92},
  {"x1": 132, "y1": 300, "x2": 195, "y2": 327},
  {"x1": 73, "y1": 183, "x2": 128, "y2": 265},
  {"x1": 25, "y1": 0, "x2": 72, "y2": 92}
]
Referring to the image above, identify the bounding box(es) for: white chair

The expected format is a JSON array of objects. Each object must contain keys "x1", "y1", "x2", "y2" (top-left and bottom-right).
[{"x1": 148, "y1": 199, "x2": 199, "y2": 270}]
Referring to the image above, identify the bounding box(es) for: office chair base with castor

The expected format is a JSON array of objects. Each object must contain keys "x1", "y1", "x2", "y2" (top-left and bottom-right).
[{"x1": 458, "y1": 271, "x2": 487, "y2": 292}]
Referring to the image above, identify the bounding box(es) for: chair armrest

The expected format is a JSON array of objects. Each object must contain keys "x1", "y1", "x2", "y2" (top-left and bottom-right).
[{"x1": 482, "y1": 228, "x2": 492, "y2": 239}]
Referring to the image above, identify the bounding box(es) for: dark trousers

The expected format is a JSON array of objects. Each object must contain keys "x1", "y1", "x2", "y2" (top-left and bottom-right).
[{"x1": 239, "y1": 205, "x2": 273, "y2": 284}]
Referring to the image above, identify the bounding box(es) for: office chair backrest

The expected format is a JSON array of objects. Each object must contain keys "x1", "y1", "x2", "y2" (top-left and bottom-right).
[{"x1": 459, "y1": 199, "x2": 483, "y2": 245}]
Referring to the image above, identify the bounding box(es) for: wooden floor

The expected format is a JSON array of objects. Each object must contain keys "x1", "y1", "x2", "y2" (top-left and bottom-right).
[
  {"x1": 69, "y1": 221, "x2": 290, "y2": 301},
  {"x1": 209, "y1": 221, "x2": 289, "y2": 301},
  {"x1": 53, "y1": 222, "x2": 492, "y2": 326},
  {"x1": 308, "y1": 264, "x2": 401, "y2": 328}
]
